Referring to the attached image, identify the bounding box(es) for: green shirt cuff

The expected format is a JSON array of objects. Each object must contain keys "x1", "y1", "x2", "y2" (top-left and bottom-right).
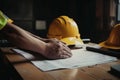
[{"x1": 0, "y1": 11, "x2": 7, "y2": 30}]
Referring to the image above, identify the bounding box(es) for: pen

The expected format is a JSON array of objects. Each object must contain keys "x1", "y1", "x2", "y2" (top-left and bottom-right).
[{"x1": 86, "y1": 46, "x2": 120, "y2": 58}]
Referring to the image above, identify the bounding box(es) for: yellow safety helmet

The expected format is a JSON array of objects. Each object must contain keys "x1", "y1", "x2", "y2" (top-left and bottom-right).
[
  {"x1": 47, "y1": 15, "x2": 84, "y2": 46},
  {"x1": 99, "y1": 24, "x2": 120, "y2": 49}
]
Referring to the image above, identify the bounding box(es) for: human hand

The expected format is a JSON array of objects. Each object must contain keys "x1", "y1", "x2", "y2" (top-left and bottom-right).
[{"x1": 44, "y1": 38, "x2": 72, "y2": 59}]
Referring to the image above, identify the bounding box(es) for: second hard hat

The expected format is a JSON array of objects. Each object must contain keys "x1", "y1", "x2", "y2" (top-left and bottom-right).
[{"x1": 99, "y1": 24, "x2": 120, "y2": 49}]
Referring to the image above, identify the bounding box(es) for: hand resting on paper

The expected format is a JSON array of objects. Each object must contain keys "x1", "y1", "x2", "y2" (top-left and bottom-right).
[{"x1": 43, "y1": 38, "x2": 72, "y2": 59}]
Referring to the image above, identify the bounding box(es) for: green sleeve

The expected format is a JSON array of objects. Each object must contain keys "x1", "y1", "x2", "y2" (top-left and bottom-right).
[{"x1": 0, "y1": 10, "x2": 7, "y2": 30}]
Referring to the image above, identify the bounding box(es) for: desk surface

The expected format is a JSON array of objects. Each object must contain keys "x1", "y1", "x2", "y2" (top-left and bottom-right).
[{"x1": 0, "y1": 47, "x2": 120, "y2": 80}]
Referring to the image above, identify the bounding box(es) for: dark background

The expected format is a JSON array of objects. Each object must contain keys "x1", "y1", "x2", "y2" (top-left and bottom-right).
[{"x1": 0, "y1": 0, "x2": 118, "y2": 45}]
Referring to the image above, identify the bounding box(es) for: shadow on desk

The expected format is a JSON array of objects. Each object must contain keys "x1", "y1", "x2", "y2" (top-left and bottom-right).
[
  {"x1": 0, "y1": 50, "x2": 23, "y2": 80},
  {"x1": 10, "y1": 48, "x2": 50, "y2": 65}
]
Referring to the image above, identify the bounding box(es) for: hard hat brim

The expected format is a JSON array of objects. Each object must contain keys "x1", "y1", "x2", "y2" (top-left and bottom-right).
[
  {"x1": 99, "y1": 41, "x2": 120, "y2": 49},
  {"x1": 61, "y1": 37, "x2": 84, "y2": 46}
]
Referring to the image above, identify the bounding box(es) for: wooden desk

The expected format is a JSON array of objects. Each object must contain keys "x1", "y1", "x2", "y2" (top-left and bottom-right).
[{"x1": 0, "y1": 47, "x2": 120, "y2": 80}]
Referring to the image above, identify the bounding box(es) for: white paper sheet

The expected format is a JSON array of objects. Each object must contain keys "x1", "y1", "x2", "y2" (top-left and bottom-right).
[{"x1": 12, "y1": 48, "x2": 117, "y2": 71}]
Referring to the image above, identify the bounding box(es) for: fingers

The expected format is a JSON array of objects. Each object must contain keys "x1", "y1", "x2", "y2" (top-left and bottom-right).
[
  {"x1": 44, "y1": 38, "x2": 72, "y2": 59},
  {"x1": 59, "y1": 49, "x2": 72, "y2": 58},
  {"x1": 59, "y1": 41, "x2": 71, "y2": 53},
  {"x1": 54, "y1": 40, "x2": 72, "y2": 58},
  {"x1": 57, "y1": 43, "x2": 72, "y2": 59}
]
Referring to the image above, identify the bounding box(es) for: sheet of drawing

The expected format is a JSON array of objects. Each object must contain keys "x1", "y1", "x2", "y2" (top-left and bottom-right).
[{"x1": 12, "y1": 48, "x2": 117, "y2": 71}]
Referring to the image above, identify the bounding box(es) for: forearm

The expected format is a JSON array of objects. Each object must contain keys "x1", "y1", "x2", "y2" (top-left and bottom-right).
[
  {"x1": 1, "y1": 23, "x2": 47, "y2": 53},
  {"x1": 25, "y1": 30, "x2": 48, "y2": 42}
]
